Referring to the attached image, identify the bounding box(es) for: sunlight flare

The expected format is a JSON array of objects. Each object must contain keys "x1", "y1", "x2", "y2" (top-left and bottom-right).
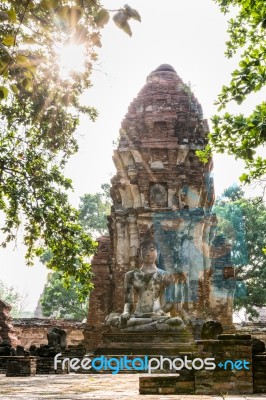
[{"x1": 57, "y1": 43, "x2": 86, "y2": 79}]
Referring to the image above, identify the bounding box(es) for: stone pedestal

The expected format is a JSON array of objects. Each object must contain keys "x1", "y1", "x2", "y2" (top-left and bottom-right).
[
  {"x1": 95, "y1": 328, "x2": 195, "y2": 356},
  {"x1": 6, "y1": 356, "x2": 37, "y2": 377}
]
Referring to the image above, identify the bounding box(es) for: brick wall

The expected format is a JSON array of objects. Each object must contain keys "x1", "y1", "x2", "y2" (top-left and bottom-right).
[
  {"x1": 235, "y1": 323, "x2": 266, "y2": 344},
  {"x1": 194, "y1": 336, "x2": 253, "y2": 395},
  {"x1": 13, "y1": 318, "x2": 85, "y2": 349}
]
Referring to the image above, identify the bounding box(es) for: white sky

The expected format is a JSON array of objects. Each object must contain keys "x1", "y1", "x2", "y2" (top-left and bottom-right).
[{"x1": 1, "y1": 0, "x2": 265, "y2": 311}]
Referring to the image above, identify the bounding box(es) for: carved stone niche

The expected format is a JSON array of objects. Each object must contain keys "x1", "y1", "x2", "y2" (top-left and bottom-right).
[
  {"x1": 153, "y1": 121, "x2": 168, "y2": 137},
  {"x1": 150, "y1": 183, "x2": 168, "y2": 208}
]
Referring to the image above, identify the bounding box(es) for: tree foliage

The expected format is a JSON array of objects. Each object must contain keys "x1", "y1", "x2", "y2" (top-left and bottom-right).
[
  {"x1": 214, "y1": 186, "x2": 266, "y2": 318},
  {"x1": 41, "y1": 272, "x2": 87, "y2": 320},
  {"x1": 79, "y1": 183, "x2": 111, "y2": 237},
  {"x1": 198, "y1": 0, "x2": 266, "y2": 184},
  {"x1": 40, "y1": 183, "x2": 111, "y2": 313},
  {"x1": 0, "y1": 1, "x2": 140, "y2": 299},
  {"x1": 0, "y1": 280, "x2": 32, "y2": 317}
]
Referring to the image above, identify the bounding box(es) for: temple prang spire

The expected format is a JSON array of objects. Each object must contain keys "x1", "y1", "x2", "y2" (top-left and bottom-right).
[{"x1": 84, "y1": 65, "x2": 234, "y2": 352}]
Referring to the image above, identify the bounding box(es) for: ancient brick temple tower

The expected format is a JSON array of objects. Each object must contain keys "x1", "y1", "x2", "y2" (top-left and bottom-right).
[{"x1": 84, "y1": 65, "x2": 235, "y2": 352}]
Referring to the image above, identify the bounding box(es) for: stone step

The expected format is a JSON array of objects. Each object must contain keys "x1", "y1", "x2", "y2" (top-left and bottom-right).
[
  {"x1": 253, "y1": 386, "x2": 266, "y2": 394},
  {"x1": 139, "y1": 374, "x2": 195, "y2": 395},
  {"x1": 95, "y1": 344, "x2": 195, "y2": 356},
  {"x1": 101, "y1": 331, "x2": 194, "y2": 342}
]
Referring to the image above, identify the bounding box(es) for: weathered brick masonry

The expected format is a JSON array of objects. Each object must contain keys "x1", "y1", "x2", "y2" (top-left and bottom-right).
[{"x1": 84, "y1": 65, "x2": 235, "y2": 352}]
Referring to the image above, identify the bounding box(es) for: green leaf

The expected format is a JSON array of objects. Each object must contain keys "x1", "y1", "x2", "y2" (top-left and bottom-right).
[
  {"x1": 121, "y1": 22, "x2": 132, "y2": 36},
  {"x1": 23, "y1": 37, "x2": 37, "y2": 45},
  {"x1": 10, "y1": 84, "x2": 19, "y2": 94},
  {"x1": 16, "y1": 54, "x2": 29, "y2": 66},
  {"x1": 1, "y1": 68, "x2": 8, "y2": 78},
  {"x1": 23, "y1": 70, "x2": 34, "y2": 79},
  {"x1": 2, "y1": 35, "x2": 15, "y2": 47},
  {"x1": 94, "y1": 8, "x2": 110, "y2": 28},
  {"x1": 113, "y1": 11, "x2": 132, "y2": 36},
  {"x1": 90, "y1": 33, "x2": 102, "y2": 48},
  {"x1": 28, "y1": 64, "x2": 37, "y2": 74},
  {"x1": 6, "y1": 9, "x2": 17, "y2": 23},
  {"x1": 40, "y1": 0, "x2": 59, "y2": 10},
  {"x1": 239, "y1": 173, "x2": 248, "y2": 182},
  {"x1": 124, "y1": 5, "x2": 141, "y2": 22},
  {"x1": 1, "y1": 53, "x2": 11, "y2": 63},
  {"x1": 22, "y1": 77, "x2": 33, "y2": 92},
  {"x1": 113, "y1": 11, "x2": 127, "y2": 28},
  {"x1": 0, "y1": 86, "x2": 8, "y2": 100}
]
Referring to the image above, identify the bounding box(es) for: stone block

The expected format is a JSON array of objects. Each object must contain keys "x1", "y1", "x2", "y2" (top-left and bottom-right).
[
  {"x1": 139, "y1": 387, "x2": 158, "y2": 394},
  {"x1": 158, "y1": 386, "x2": 175, "y2": 394},
  {"x1": 138, "y1": 379, "x2": 157, "y2": 388},
  {"x1": 253, "y1": 371, "x2": 266, "y2": 378},
  {"x1": 254, "y1": 387, "x2": 266, "y2": 394},
  {"x1": 6, "y1": 357, "x2": 37, "y2": 377},
  {"x1": 36, "y1": 357, "x2": 69, "y2": 374},
  {"x1": 0, "y1": 356, "x2": 9, "y2": 374},
  {"x1": 139, "y1": 374, "x2": 184, "y2": 395},
  {"x1": 175, "y1": 381, "x2": 195, "y2": 394}
]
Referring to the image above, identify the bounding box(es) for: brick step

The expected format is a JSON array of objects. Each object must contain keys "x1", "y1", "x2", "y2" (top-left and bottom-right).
[
  {"x1": 101, "y1": 331, "x2": 193, "y2": 343},
  {"x1": 253, "y1": 354, "x2": 266, "y2": 360},
  {"x1": 139, "y1": 375, "x2": 195, "y2": 395},
  {"x1": 253, "y1": 387, "x2": 266, "y2": 394},
  {"x1": 253, "y1": 372, "x2": 266, "y2": 378},
  {"x1": 95, "y1": 343, "x2": 195, "y2": 356}
]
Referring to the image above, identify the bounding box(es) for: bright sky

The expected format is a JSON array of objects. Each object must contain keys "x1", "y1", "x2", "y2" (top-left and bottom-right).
[{"x1": 1, "y1": 0, "x2": 265, "y2": 312}]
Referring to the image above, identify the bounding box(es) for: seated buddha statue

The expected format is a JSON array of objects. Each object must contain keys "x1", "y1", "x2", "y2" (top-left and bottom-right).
[{"x1": 118, "y1": 239, "x2": 187, "y2": 331}]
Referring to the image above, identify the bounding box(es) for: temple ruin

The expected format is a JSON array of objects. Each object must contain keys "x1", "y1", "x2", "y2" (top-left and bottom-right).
[
  {"x1": 84, "y1": 64, "x2": 235, "y2": 353},
  {"x1": 0, "y1": 300, "x2": 19, "y2": 349}
]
